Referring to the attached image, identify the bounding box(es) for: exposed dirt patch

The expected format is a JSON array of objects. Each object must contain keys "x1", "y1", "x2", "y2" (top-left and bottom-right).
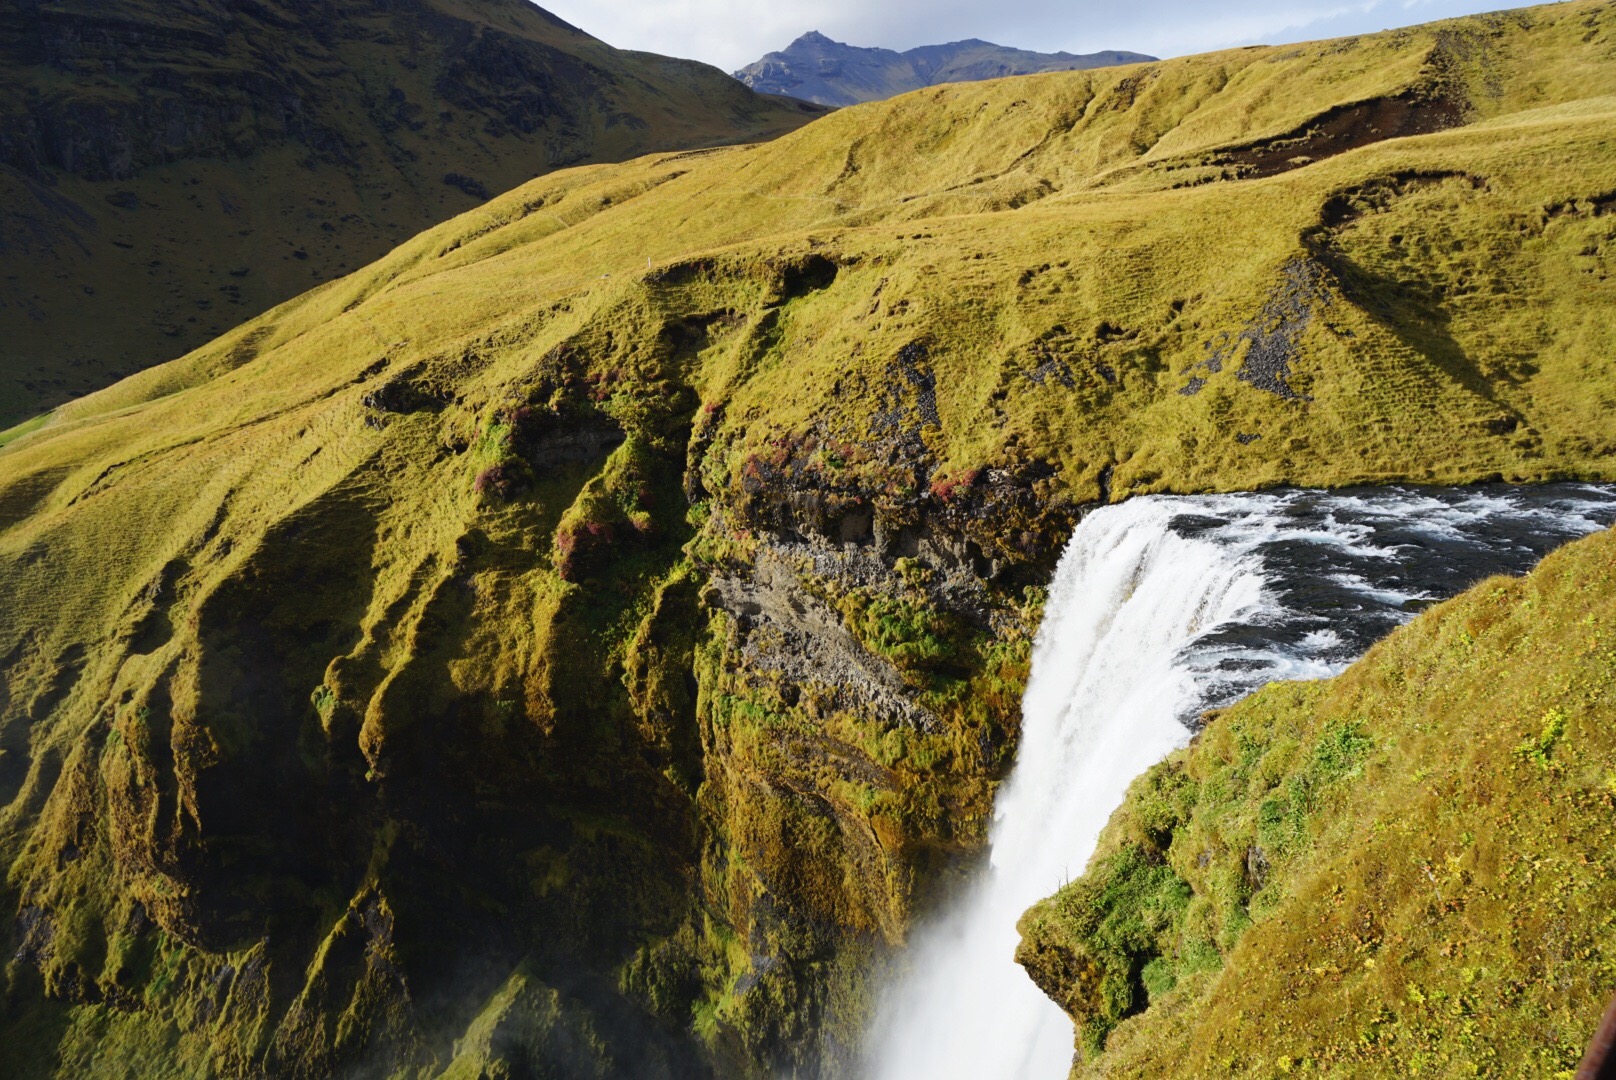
[
  {"x1": 1545, "y1": 190, "x2": 1616, "y2": 220},
  {"x1": 1205, "y1": 91, "x2": 1467, "y2": 180},
  {"x1": 1309, "y1": 170, "x2": 1487, "y2": 234}
]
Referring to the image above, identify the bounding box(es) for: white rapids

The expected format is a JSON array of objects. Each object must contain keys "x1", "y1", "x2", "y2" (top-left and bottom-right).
[{"x1": 865, "y1": 484, "x2": 1616, "y2": 1080}]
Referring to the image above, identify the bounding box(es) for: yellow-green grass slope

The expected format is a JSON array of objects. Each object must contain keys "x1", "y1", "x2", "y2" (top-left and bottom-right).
[
  {"x1": 0, "y1": 0, "x2": 823, "y2": 426},
  {"x1": 17, "y1": 0, "x2": 1616, "y2": 493},
  {"x1": 1, "y1": 2, "x2": 1615, "y2": 1076},
  {"x1": 1017, "y1": 517, "x2": 1616, "y2": 1078}
]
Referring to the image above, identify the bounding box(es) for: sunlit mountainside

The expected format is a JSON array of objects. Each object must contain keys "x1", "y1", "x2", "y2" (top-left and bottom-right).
[
  {"x1": 0, "y1": 0, "x2": 823, "y2": 426},
  {"x1": 1, "y1": 2, "x2": 1614, "y2": 1076}
]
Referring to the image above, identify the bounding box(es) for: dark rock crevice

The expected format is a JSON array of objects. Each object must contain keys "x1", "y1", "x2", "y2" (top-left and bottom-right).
[{"x1": 1201, "y1": 88, "x2": 1467, "y2": 182}]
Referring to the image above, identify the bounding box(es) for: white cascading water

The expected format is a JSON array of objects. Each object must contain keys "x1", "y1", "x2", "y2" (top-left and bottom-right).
[
  {"x1": 866, "y1": 497, "x2": 1270, "y2": 1078},
  {"x1": 866, "y1": 484, "x2": 1616, "y2": 1080}
]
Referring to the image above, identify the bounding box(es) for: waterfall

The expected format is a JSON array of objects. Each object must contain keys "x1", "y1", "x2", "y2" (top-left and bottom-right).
[{"x1": 866, "y1": 484, "x2": 1616, "y2": 1080}]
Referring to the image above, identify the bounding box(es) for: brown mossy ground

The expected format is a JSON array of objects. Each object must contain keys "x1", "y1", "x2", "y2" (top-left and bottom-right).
[
  {"x1": 1018, "y1": 524, "x2": 1616, "y2": 1077},
  {"x1": 0, "y1": 2, "x2": 1615, "y2": 1076}
]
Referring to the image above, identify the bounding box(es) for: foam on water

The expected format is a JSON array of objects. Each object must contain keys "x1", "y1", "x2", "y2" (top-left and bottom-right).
[{"x1": 866, "y1": 484, "x2": 1616, "y2": 1080}]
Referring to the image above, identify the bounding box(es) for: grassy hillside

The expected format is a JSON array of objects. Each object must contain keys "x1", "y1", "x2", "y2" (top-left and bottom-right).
[
  {"x1": 1017, "y1": 518, "x2": 1616, "y2": 1078},
  {"x1": 0, "y1": 0, "x2": 823, "y2": 426},
  {"x1": 0, "y1": 2, "x2": 1614, "y2": 1076}
]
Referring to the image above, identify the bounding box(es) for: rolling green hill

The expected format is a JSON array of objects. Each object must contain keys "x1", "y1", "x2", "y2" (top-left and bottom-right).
[
  {"x1": 1, "y1": 2, "x2": 1615, "y2": 1076},
  {"x1": 0, "y1": 0, "x2": 823, "y2": 427}
]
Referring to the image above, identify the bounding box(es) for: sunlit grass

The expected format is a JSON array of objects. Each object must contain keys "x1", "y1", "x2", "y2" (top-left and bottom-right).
[{"x1": 0, "y1": 412, "x2": 49, "y2": 452}]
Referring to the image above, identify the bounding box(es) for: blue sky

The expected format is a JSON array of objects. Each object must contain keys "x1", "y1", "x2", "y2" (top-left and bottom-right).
[{"x1": 539, "y1": 0, "x2": 1544, "y2": 72}]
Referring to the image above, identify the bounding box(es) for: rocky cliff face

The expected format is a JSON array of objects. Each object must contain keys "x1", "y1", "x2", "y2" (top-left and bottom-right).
[
  {"x1": 0, "y1": 255, "x2": 1067, "y2": 1077},
  {"x1": 0, "y1": 0, "x2": 823, "y2": 426},
  {"x1": 733, "y1": 31, "x2": 1153, "y2": 107}
]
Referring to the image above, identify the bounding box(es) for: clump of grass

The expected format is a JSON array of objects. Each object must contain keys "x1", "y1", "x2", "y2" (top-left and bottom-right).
[
  {"x1": 836, "y1": 589, "x2": 966, "y2": 683},
  {"x1": 551, "y1": 435, "x2": 663, "y2": 580},
  {"x1": 1515, "y1": 706, "x2": 1568, "y2": 769}
]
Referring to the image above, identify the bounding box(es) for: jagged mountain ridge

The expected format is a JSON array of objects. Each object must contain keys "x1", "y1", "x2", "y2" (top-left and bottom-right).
[
  {"x1": 734, "y1": 30, "x2": 1153, "y2": 106},
  {"x1": 0, "y1": 0, "x2": 824, "y2": 426},
  {"x1": 1, "y1": 1, "x2": 1615, "y2": 1077}
]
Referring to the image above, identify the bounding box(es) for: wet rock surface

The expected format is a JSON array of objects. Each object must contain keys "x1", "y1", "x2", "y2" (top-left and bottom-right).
[{"x1": 708, "y1": 549, "x2": 940, "y2": 735}]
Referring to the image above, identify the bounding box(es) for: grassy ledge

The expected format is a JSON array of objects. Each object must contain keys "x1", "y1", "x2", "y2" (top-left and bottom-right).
[{"x1": 1019, "y1": 525, "x2": 1616, "y2": 1077}]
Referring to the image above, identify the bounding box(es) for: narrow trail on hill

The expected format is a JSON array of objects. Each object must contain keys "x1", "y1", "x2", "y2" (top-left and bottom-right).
[{"x1": 867, "y1": 484, "x2": 1616, "y2": 1080}]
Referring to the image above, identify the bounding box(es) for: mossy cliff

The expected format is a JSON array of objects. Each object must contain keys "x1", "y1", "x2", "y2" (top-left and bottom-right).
[
  {"x1": 1, "y1": 3, "x2": 1616, "y2": 1075},
  {"x1": 1016, "y1": 519, "x2": 1616, "y2": 1077},
  {"x1": 0, "y1": 0, "x2": 823, "y2": 426}
]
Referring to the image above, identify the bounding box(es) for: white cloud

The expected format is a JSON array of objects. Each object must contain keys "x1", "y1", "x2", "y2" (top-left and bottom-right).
[{"x1": 537, "y1": 0, "x2": 1540, "y2": 73}]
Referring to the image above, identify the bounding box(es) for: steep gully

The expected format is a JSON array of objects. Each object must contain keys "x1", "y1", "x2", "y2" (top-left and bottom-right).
[{"x1": 867, "y1": 484, "x2": 1616, "y2": 1079}]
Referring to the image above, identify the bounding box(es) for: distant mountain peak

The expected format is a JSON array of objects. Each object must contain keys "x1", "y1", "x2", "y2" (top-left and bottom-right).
[{"x1": 735, "y1": 33, "x2": 1154, "y2": 107}]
